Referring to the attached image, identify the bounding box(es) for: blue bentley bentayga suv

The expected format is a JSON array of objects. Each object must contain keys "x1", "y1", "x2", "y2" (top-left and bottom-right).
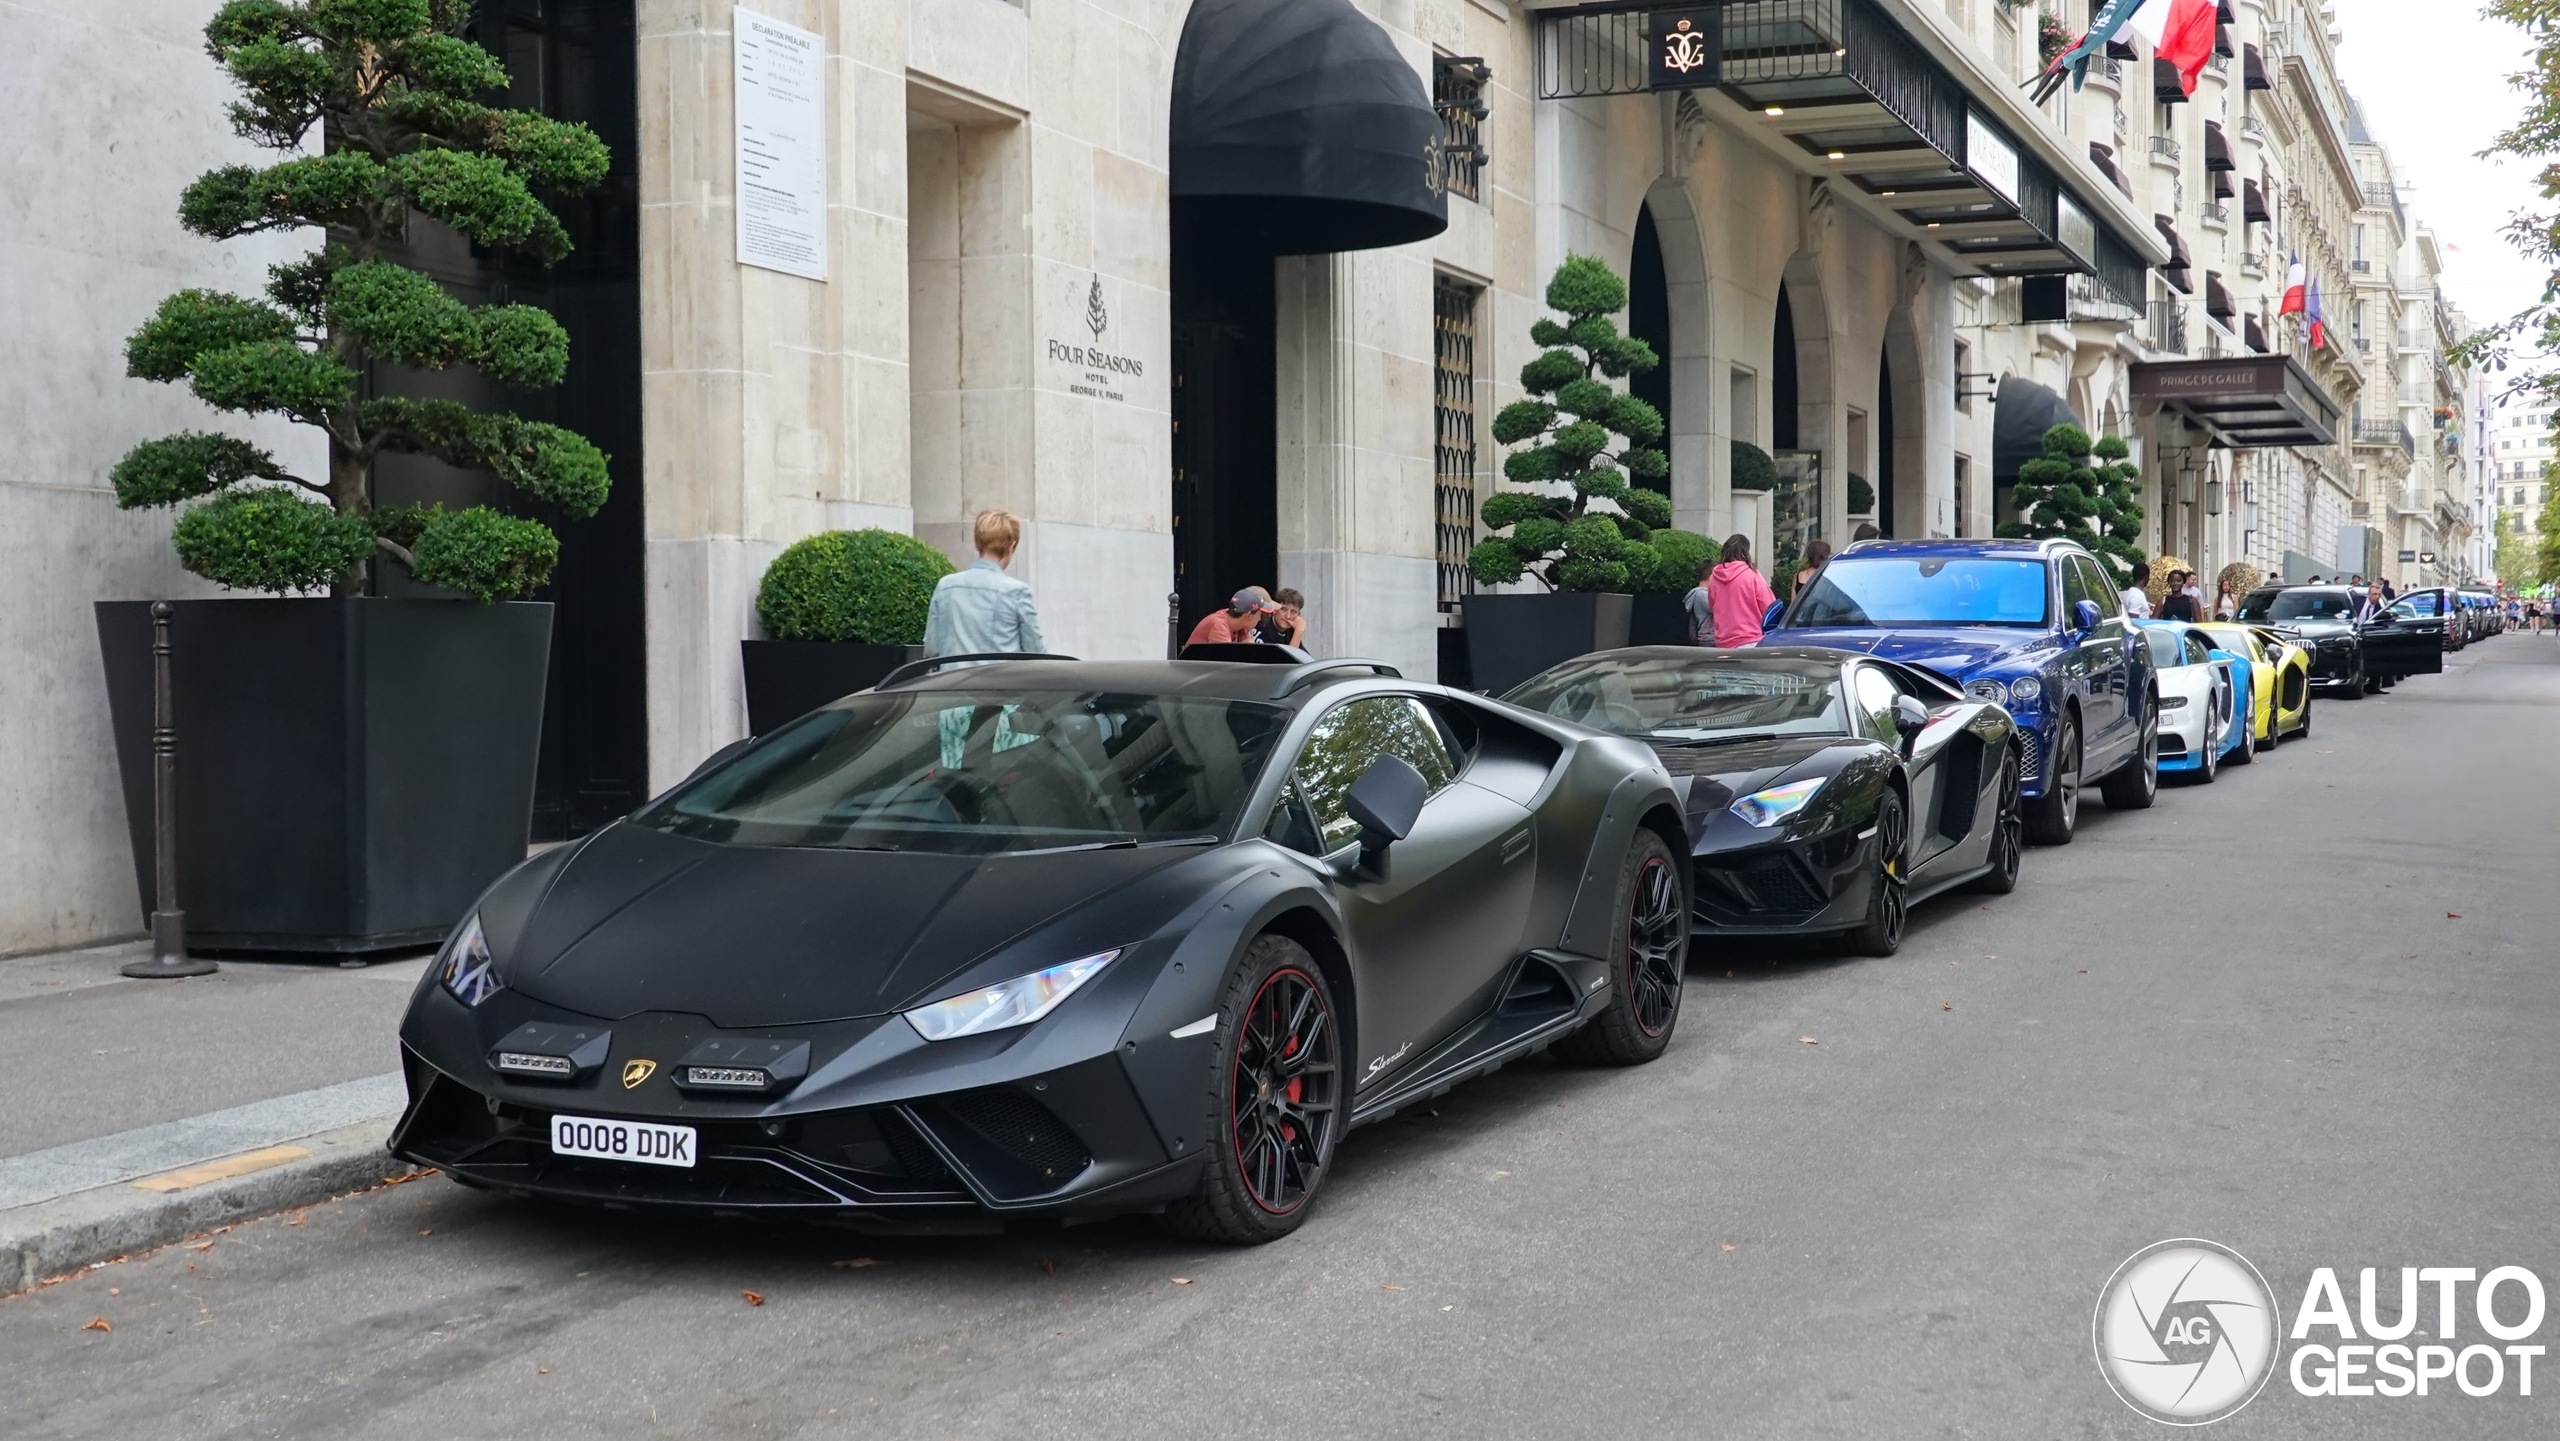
[{"x1": 1761, "y1": 537, "x2": 2158, "y2": 845}]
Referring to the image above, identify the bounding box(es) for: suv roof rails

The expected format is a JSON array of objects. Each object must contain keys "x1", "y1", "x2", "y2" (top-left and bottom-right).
[
  {"x1": 1269, "y1": 659, "x2": 1402, "y2": 699},
  {"x1": 875, "y1": 652, "x2": 1081, "y2": 689}
]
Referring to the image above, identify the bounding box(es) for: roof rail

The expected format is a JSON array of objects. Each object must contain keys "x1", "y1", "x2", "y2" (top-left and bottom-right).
[
  {"x1": 1269, "y1": 659, "x2": 1402, "y2": 699},
  {"x1": 874, "y1": 652, "x2": 1081, "y2": 689}
]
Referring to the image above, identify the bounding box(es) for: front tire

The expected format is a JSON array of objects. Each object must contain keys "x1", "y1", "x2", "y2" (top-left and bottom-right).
[
  {"x1": 2191, "y1": 716, "x2": 2220, "y2": 783},
  {"x1": 2024, "y1": 716, "x2": 2082, "y2": 847},
  {"x1": 1847, "y1": 789, "x2": 1909, "y2": 958},
  {"x1": 1161, "y1": 935, "x2": 1343, "y2": 1246},
  {"x1": 1555, "y1": 829, "x2": 1689, "y2": 1066},
  {"x1": 2099, "y1": 702, "x2": 2159, "y2": 810},
  {"x1": 1966, "y1": 748, "x2": 2024, "y2": 895}
]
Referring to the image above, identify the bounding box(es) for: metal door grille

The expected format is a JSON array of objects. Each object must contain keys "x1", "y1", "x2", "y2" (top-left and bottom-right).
[{"x1": 1434, "y1": 278, "x2": 1482, "y2": 612}]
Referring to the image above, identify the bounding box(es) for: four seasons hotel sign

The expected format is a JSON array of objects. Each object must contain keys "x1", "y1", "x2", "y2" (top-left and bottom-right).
[{"x1": 1046, "y1": 275, "x2": 1148, "y2": 404}]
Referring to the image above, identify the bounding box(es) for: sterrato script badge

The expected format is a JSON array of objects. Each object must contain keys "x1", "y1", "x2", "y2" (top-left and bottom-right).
[
  {"x1": 621, "y1": 1058, "x2": 657, "y2": 1089},
  {"x1": 1662, "y1": 18, "x2": 1708, "y2": 75}
]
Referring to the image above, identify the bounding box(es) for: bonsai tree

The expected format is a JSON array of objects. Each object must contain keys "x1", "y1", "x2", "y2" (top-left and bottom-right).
[
  {"x1": 757, "y1": 531, "x2": 956, "y2": 643},
  {"x1": 2001, "y1": 423, "x2": 2146, "y2": 581},
  {"x1": 110, "y1": 0, "x2": 612, "y2": 602},
  {"x1": 1467, "y1": 255, "x2": 1713, "y2": 592}
]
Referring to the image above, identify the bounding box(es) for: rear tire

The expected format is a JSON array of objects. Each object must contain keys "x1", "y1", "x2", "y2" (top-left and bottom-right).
[
  {"x1": 1555, "y1": 829, "x2": 1689, "y2": 1066},
  {"x1": 2191, "y1": 717, "x2": 2220, "y2": 783},
  {"x1": 1846, "y1": 789, "x2": 1909, "y2": 958},
  {"x1": 2099, "y1": 702, "x2": 2159, "y2": 810},
  {"x1": 2023, "y1": 717, "x2": 2081, "y2": 847},
  {"x1": 1160, "y1": 935, "x2": 1342, "y2": 1246},
  {"x1": 1966, "y1": 748, "x2": 2023, "y2": 895},
  {"x1": 2228, "y1": 714, "x2": 2255, "y2": 764}
]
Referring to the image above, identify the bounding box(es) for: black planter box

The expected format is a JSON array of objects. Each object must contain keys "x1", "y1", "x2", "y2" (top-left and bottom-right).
[
  {"x1": 1461, "y1": 592, "x2": 1632, "y2": 697},
  {"x1": 1629, "y1": 592, "x2": 1694, "y2": 647},
  {"x1": 740, "y1": 641, "x2": 922, "y2": 734},
  {"x1": 97, "y1": 598, "x2": 552, "y2": 954}
]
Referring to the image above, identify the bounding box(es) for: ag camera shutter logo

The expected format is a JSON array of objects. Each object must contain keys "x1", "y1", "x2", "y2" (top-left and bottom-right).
[{"x1": 2093, "y1": 1239, "x2": 2282, "y2": 1425}]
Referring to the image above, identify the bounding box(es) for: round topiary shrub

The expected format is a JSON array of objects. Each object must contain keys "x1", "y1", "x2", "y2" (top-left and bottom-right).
[
  {"x1": 1731, "y1": 441, "x2": 1778, "y2": 493},
  {"x1": 1846, "y1": 473, "x2": 1875, "y2": 515},
  {"x1": 757, "y1": 530, "x2": 955, "y2": 643},
  {"x1": 1636, "y1": 528, "x2": 1721, "y2": 593}
]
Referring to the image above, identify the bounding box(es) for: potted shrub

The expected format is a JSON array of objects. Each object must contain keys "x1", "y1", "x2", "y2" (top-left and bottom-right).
[
  {"x1": 95, "y1": 2, "x2": 612, "y2": 952},
  {"x1": 744, "y1": 530, "x2": 955, "y2": 732},
  {"x1": 1463, "y1": 256, "x2": 1715, "y2": 693}
]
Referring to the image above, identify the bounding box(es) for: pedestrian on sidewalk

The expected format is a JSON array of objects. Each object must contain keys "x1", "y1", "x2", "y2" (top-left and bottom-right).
[
  {"x1": 1793, "y1": 539, "x2": 1833, "y2": 596},
  {"x1": 1258, "y1": 588, "x2": 1308, "y2": 648},
  {"x1": 2120, "y1": 562, "x2": 2154, "y2": 621},
  {"x1": 2160, "y1": 570, "x2": 2201, "y2": 623},
  {"x1": 923, "y1": 509, "x2": 1046, "y2": 657},
  {"x1": 1683, "y1": 556, "x2": 1716, "y2": 644},
  {"x1": 1187, "y1": 587, "x2": 1276, "y2": 647},
  {"x1": 1707, "y1": 536, "x2": 1778, "y2": 648},
  {"x1": 1853, "y1": 521, "x2": 1882, "y2": 541}
]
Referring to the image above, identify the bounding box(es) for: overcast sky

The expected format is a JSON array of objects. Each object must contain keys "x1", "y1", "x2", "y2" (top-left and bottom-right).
[{"x1": 2325, "y1": 0, "x2": 2547, "y2": 339}]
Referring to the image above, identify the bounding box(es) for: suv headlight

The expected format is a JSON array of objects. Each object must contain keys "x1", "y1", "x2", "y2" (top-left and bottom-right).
[
  {"x1": 440, "y1": 913, "x2": 502, "y2": 1007},
  {"x1": 1965, "y1": 678, "x2": 2005, "y2": 704},
  {"x1": 1731, "y1": 778, "x2": 1826, "y2": 828},
  {"x1": 904, "y1": 949, "x2": 1122, "y2": 1041}
]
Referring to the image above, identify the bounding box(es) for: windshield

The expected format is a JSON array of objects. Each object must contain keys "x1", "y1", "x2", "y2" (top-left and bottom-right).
[
  {"x1": 636, "y1": 691, "x2": 1289, "y2": 854},
  {"x1": 1507, "y1": 658, "x2": 1848, "y2": 741},
  {"x1": 1781, "y1": 556, "x2": 2051, "y2": 628},
  {"x1": 2238, "y1": 589, "x2": 2356, "y2": 622}
]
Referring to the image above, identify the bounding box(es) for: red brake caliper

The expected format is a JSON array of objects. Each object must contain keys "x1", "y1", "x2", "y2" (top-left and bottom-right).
[{"x1": 1281, "y1": 1030, "x2": 1302, "y2": 1138}]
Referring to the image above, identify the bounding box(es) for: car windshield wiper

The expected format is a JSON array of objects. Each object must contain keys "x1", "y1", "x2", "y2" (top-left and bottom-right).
[{"x1": 1003, "y1": 834, "x2": 1221, "y2": 856}]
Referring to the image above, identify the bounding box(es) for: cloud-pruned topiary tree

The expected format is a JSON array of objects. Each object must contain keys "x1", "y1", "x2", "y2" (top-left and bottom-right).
[
  {"x1": 110, "y1": 0, "x2": 612, "y2": 602},
  {"x1": 1467, "y1": 255, "x2": 1713, "y2": 593},
  {"x1": 2000, "y1": 423, "x2": 2145, "y2": 580}
]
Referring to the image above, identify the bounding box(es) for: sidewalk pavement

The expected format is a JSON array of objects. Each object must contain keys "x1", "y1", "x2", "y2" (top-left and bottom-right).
[{"x1": 0, "y1": 939, "x2": 428, "y2": 1293}]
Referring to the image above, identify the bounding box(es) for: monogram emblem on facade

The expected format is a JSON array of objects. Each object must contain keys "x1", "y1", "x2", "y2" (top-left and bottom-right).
[{"x1": 1662, "y1": 18, "x2": 1708, "y2": 75}]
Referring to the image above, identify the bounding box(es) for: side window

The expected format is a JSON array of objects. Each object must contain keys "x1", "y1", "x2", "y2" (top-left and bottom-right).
[
  {"x1": 2058, "y1": 558, "x2": 2099, "y2": 622},
  {"x1": 2183, "y1": 633, "x2": 2212, "y2": 666},
  {"x1": 1281, "y1": 696, "x2": 1457, "y2": 854},
  {"x1": 1851, "y1": 665, "x2": 1905, "y2": 746},
  {"x1": 2073, "y1": 557, "x2": 2120, "y2": 619}
]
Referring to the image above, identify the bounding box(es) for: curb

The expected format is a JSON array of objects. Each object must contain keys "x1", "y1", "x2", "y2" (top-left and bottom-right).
[{"x1": 0, "y1": 1118, "x2": 421, "y2": 1295}]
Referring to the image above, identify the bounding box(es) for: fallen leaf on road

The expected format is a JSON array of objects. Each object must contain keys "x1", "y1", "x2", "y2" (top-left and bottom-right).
[
  {"x1": 741, "y1": 1290, "x2": 765, "y2": 1306},
  {"x1": 1942, "y1": 1001, "x2": 1953, "y2": 1011},
  {"x1": 538, "y1": 1368, "x2": 550, "y2": 1375},
  {"x1": 1173, "y1": 1277, "x2": 1194, "y2": 1285},
  {"x1": 1443, "y1": 1305, "x2": 1454, "y2": 1312},
  {"x1": 287, "y1": 1212, "x2": 307, "y2": 1226},
  {"x1": 2078, "y1": 969, "x2": 2088, "y2": 974},
  {"x1": 1798, "y1": 1037, "x2": 1818, "y2": 1045},
  {"x1": 1380, "y1": 1283, "x2": 1405, "y2": 1291},
  {"x1": 107, "y1": 1289, "x2": 118, "y2": 1296},
  {"x1": 1491, "y1": 1170, "x2": 1511, "y2": 1178},
  {"x1": 83, "y1": 1318, "x2": 109, "y2": 1332},
  {"x1": 831, "y1": 1258, "x2": 880, "y2": 1269},
  {"x1": 418, "y1": 1229, "x2": 432, "y2": 1237},
  {"x1": 1719, "y1": 1243, "x2": 1736, "y2": 1252},
  {"x1": 2447, "y1": 912, "x2": 2462, "y2": 919},
  {"x1": 191, "y1": 1242, "x2": 212, "y2": 1253}
]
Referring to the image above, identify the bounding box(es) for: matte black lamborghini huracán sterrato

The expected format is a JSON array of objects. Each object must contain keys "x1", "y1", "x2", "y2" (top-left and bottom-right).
[
  {"x1": 393, "y1": 653, "x2": 1688, "y2": 1243},
  {"x1": 1506, "y1": 647, "x2": 2026, "y2": 956}
]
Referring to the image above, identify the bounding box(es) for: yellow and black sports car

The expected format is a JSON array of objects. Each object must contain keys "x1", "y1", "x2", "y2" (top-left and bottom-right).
[{"x1": 2198, "y1": 623, "x2": 2311, "y2": 749}]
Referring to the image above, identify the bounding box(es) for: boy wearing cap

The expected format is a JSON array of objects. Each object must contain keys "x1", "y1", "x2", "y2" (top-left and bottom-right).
[{"x1": 1187, "y1": 587, "x2": 1276, "y2": 647}]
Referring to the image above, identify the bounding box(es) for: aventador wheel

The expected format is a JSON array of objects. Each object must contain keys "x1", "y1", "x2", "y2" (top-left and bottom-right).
[
  {"x1": 1161, "y1": 934, "x2": 1342, "y2": 1245},
  {"x1": 2024, "y1": 715, "x2": 2081, "y2": 847},
  {"x1": 2099, "y1": 701, "x2": 2159, "y2": 810},
  {"x1": 1967, "y1": 747, "x2": 2023, "y2": 896},
  {"x1": 1848, "y1": 789, "x2": 1909, "y2": 958},
  {"x1": 1556, "y1": 828, "x2": 1688, "y2": 1066}
]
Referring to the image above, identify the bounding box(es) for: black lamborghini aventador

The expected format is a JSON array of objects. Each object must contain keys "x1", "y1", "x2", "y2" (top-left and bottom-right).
[
  {"x1": 1507, "y1": 647, "x2": 2025, "y2": 955},
  {"x1": 393, "y1": 653, "x2": 1687, "y2": 1243}
]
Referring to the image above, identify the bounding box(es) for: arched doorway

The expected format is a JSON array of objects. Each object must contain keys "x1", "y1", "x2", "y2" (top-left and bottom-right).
[
  {"x1": 1627, "y1": 205, "x2": 1671, "y2": 501},
  {"x1": 1876, "y1": 348, "x2": 1896, "y2": 538},
  {"x1": 1771, "y1": 287, "x2": 1799, "y2": 451}
]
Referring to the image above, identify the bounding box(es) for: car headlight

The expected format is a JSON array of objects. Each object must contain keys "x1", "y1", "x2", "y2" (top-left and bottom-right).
[
  {"x1": 2008, "y1": 676, "x2": 2040, "y2": 705},
  {"x1": 904, "y1": 949, "x2": 1122, "y2": 1042},
  {"x1": 439, "y1": 913, "x2": 502, "y2": 1008},
  {"x1": 2158, "y1": 694, "x2": 2188, "y2": 709},
  {"x1": 1731, "y1": 778, "x2": 1826, "y2": 828},
  {"x1": 1965, "y1": 678, "x2": 2005, "y2": 704}
]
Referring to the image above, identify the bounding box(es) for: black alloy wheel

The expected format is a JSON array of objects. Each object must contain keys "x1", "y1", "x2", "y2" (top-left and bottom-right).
[
  {"x1": 1849, "y1": 789, "x2": 1909, "y2": 958},
  {"x1": 1966, "y1": 747, "x2": 2023, "y2": 895},
  {"x1": 2100, "y1": 701, "x2": 2159, "y2": 810},
  {"x1": 1557, "y1": 828, "x2": 1688, "y2": 1066},
  {"x1": 1162, "y1": 934, "x2": 1341, "y2": 1245},
  {"x1": 2023, "y1": 716, "x2": 2081, "y2": 846},
  {"x1": 2339, "y1": 658, "x2": 2367, "y2": 699}
]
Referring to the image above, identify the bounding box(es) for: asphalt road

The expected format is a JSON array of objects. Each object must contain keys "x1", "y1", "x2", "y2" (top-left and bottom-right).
[{"x1": 7, "y1": 636, "x2": 2556, "y2": 1440}]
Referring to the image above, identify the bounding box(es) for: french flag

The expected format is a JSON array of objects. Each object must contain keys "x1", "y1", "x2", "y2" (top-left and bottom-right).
[
  {"x1": 2130, "y1": 0, "x2": 2220, "y2": 97},
  {"x1": 2280, "y1": 255, "x2": 2307, "y2": 317},
  {"x1": 2307, "y1": 277, "x2": 2327, "y2": 350}
]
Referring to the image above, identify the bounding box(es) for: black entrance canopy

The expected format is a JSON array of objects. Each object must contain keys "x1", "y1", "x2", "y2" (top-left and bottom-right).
[
  {"x1": 1993, "y1": 375, "x2": 2084, "y2": 482},
  {"x1": 1170, "y1": 0, "x2": 1448, "y2": 255},
  {"x1": 2132, "y1": 355, "x2": 2341, "y2": 448}
]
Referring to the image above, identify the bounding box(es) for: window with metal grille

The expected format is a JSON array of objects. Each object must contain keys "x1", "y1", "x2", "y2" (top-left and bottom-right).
[
  {"x1": 1434, "y1": 277, "x2": 1482, "y2": 612},
  {"x1": 1434, "y1": 55, "x2": 1490, "y2": 203}
]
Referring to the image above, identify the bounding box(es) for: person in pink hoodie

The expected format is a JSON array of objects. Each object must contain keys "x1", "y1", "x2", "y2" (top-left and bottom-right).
[{"x1": 1707, "y1": 534, "x2": 1779, "y2": 648}]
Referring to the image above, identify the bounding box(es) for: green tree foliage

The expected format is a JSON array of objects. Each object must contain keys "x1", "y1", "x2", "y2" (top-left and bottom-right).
[
  {"x1": 2495, "y1": 510, "x2": 2544, "y2": 591},
  {"x1": 1999, "y1": 425, "x2": 2145, "y2": 579},
  {"x1": 2539, "y1": 476, "x2": 2560, "y2": 582},
  {"x1": 1467, "y1": 256, "x2": 1714, "y2": 593},
  {"x1": 112, "y1": 0, "x2": 612, "y2": 600},
  {"x1": 2454, "y1": 5, "x2": 2560, "y2": 464},
  {"x1": 757, "y1": 530, "x2": 957, "y2": 644}
]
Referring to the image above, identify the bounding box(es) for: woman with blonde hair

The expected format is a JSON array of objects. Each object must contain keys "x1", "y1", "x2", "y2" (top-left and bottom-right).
[{"x1": 923, "y1": 509, "x2": 1047, "y2": 656}]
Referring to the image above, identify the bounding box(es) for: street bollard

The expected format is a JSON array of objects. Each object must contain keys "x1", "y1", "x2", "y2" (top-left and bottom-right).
[
  {"x1": 1166, "y1": 590, "x2": 1182, "y2": 659},
  {"x1": 122, "y1": 601, "x2": 217, "y2": 980}
]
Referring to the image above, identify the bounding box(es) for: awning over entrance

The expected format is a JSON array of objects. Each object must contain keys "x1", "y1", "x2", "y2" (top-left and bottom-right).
[
  {"x1": 1993, "y1": 376, "x2": 2083, "y2": 482},
  {"x1": 2132, "y1": 355, "x2": 2342, "y2": 449},
  {"x1": 1170, "y1": 0, "x2": 1447, "y2": 255}
]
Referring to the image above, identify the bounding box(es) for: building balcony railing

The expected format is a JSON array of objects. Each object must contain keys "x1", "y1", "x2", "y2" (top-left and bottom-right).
[
  {"x1": 2201, "y1": 204, "x2": 2230, "y2": 230},
  {"x1": 2147, "y1": 296, "x2": 2189, "y2": 355},
  {"x1": 2241, "y1": 250, "x2": 2266, "y2": 277},
  {"x1": 2149, "y1": 134, "x2": 2182, "y2": 165},
  {"x1": 2351, "y1": 258, "x2": 2371, "y2": 273},
  {"x1": 2354, "y1": 421, "x2": 2416, "y2": 458}
]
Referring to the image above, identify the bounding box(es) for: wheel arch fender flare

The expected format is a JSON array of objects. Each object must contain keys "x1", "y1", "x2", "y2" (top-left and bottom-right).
[{"x1": 1558, "y1": 769, "x2": 1685, "y2": 957}]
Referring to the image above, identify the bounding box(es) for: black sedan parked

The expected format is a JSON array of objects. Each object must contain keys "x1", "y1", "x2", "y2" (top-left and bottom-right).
[
  {"x1": 2235, "y1": 585, "x2": 2442, "y2": 695},
  {"x1": 393, "y1": 654, "x2": 1686, "y2": 1243},
  {"x1": 1506, "y1": 648, "x2": 2024, "y2": 957}
]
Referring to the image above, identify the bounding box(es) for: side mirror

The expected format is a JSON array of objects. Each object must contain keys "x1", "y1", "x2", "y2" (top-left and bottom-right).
[
  {"x1": 1891, "y1": 694, "x2": 1932, "y2": 749},
  {"x1": 1345, "y1": 754, "x2": 1428, "y2": 853},
  {"x1": 2072, "y1": 599, "x2": 2103, "y2": 633},
  {"x1": 1761, "y1": 599, "x2": 1787, "y2": 632}
]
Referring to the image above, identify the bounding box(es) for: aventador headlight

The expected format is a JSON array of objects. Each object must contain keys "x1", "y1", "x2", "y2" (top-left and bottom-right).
[
  {"x1": 440, "y1": 913, "x2": 502, "y2": 1008},
  {"x1": 1731, "y1": 778, "x2": 1826, "y2": 828},
  {"x1": 903, "y1": 949, "x2": 1122, "y2": 1042}
]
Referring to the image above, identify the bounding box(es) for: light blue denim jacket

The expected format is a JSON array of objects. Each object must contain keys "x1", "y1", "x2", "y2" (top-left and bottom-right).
[{"x1": 923, "y1": 559, "x2": 1046, "y2": 657}]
